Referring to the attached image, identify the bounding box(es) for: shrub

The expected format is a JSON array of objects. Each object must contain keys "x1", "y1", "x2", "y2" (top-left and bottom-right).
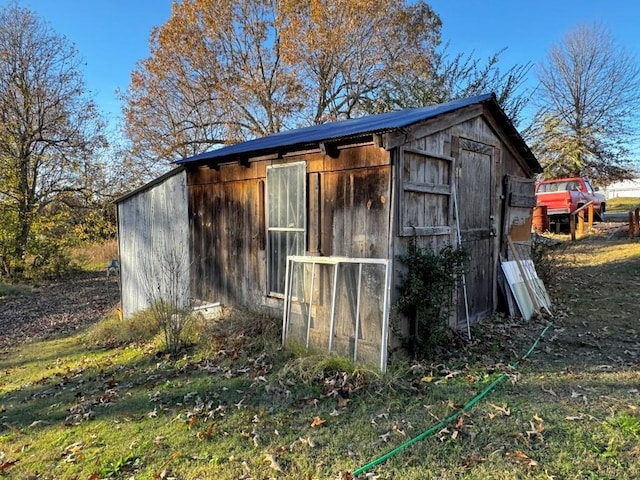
[{"x1": 394, "y1": 238, "x2": 468, "y2": 359}]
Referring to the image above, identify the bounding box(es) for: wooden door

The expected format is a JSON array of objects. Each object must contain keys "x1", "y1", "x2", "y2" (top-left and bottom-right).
[{"x1": 454, "y1": 137, "x2": 496, "y2": 323}]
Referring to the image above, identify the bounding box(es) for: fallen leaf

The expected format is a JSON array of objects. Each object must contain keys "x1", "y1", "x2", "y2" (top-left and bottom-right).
[
  {"x1": 28, "y1": 420, "x2": 50, "y2": 428},
  {"x1": 62, "y1": 442, "x2": 84, "y2": 456},
  {"x1": 489, "y1": 404, "x2": 511, "y2": 416},
  {"x1": 506, "y1": 450, "x2": 538, "y2": 466},
  {"x1": 264, "y1": 453, "x2": 284, "y2": 472},
  {"x1": 541, "y1": 386, "x2": 557, "y2": 397},
  {"x1": 526, "y1": 415, "x2": 545, "y2": 442},
  {"x1": 0, "y1": 460, "x2": 18, "y2": 473},
  {"x1": 310, "y1": 416, "x2": 325, "y2": 428},
  {"x1": 436, "y1": 427, "x2": 450, "y2": 442},
  {"x1": 421, "y1": 376, "x2": 434, "y2": 383}
]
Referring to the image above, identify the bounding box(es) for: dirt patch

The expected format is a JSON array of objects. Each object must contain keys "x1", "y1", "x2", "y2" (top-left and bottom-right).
[{"x1": 0, "y1": 270, "x2": 120, "y2": 350}]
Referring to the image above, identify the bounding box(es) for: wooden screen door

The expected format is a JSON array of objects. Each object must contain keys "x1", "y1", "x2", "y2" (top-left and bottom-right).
[{"x1": 454, "y1": 137, "x2": 496, "y2": 323}]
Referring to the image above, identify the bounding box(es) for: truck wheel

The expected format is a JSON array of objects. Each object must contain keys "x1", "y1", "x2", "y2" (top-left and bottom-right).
[{"x1": 598, "y1": 203, "x2": 606, "y2": 221}]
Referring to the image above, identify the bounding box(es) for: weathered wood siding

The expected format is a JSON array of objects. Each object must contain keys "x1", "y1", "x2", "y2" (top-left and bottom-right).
[
  {"x1": 187, "y1": 144, "x2": 392, "y2": 317},
  {"x1": 188, "y1": 163, "x2": 265, "y2": 307},
  {"x1": 389, "y1": 105, "x2": 535, "y2": 329},
  {"x1": 117, "y1": 169, "x2": 189, "y2": 319}
]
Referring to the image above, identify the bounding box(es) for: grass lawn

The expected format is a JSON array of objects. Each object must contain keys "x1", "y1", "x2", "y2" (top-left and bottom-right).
[
  {"x1": 1, "y1": 236, "x2": 640, "y2": 479},
  {"x1": 605, "y1": 196, "x2": 640, "y2": 213}
]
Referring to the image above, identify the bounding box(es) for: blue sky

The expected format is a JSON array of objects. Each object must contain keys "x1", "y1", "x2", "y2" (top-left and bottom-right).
[
  {"x1": 6, "y1": 0, "x2": 640, "y2": 129},
  {"x1": 12, "y1": 0, "x2": 174, "y2": 128}
]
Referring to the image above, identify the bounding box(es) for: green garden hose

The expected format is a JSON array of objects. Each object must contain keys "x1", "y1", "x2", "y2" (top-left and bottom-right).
[{"x1": 351, "y1": 321, "x2": 554, "y2": 478}]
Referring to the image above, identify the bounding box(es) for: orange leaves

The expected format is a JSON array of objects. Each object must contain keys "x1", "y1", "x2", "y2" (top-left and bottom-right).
[
  {"x1": 123, "y1": 0, "x2": 445, "y2": 161},
  {"x1": 488, "y1": 403, "x2": 511, "y2": 419},
  {"x1": 525, "y1": 414, "x2": 545, "y2": 442},
  {"x1": 196, "y1": 424, "x2": 215, "y2": 441},
  {"x1": 61, "y1": 441, "x2": 84, "y2": 463},
  {"x1": 153, "y1": 451, "x2": 181, "y2": 479},
  {"x1": 310, "y1": 416, "x2": 325, "y2": 428}
]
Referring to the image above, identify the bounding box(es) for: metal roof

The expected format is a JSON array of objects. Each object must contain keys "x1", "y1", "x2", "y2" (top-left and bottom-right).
[{"x1": 175, "y1": 93, "x2": 541, "y2": 172}]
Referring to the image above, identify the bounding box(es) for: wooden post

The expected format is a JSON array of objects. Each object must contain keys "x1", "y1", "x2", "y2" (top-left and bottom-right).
[
  {"x1": 588, "y1": 204, "x2": 594, "y2": 228},
  {"x1": 578, "y1": 209, "x2": 585, "y2": 236},
  {"x1": 635, "y1": 208, "x2": 640, "y2": 236},
  {"x1": 629, "y1": 211, "x2": 635, "y2": 238},
  {"x1": 570, "y1": 213, "x2": 576, "y2": 241}
]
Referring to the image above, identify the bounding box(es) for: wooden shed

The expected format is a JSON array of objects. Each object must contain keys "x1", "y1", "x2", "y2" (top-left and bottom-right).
[{"x1": 117, "y1": 93, "x2": 542, "y2": 369}]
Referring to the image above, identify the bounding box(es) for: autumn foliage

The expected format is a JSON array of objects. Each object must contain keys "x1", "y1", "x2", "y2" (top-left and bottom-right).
[{"x1": 122, "y1": 0, "x2": 443, "y2": 163}]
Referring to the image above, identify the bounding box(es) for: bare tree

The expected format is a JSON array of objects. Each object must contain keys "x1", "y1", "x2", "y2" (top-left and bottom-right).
[
  {"x1": 530, "y1": 23, "x2": 640, "y2": 184},
  {"x1": 367, "y1": 46, "x2": 533, "y2": 128},
  {"x1": 0, "y1": 3, "x2": 106, "y2": 277}
]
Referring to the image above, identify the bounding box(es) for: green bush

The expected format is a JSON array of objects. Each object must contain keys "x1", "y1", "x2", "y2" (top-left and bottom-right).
[{"x1": 394, "y1": 238, "x2": 468, "y2": 359}]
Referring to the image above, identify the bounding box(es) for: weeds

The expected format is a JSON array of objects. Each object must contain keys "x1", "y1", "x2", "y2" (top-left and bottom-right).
[
  {"x1": 69, "y1": 239, "x2": 118, "y2": 271},
  {"x1": 84, "y1": 307, "x2": 161, "y2": 348}
]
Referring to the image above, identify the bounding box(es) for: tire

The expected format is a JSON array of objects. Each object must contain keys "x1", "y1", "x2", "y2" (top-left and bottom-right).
[{"x1": 598, "y1": 203, "x2": 606, "y2": 221}]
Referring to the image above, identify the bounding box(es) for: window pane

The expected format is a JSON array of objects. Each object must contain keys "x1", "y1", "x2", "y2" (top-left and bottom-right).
[
  {"x1": 266, "y1": 162, "x2": 306, "y2": 294},
  {"x1": 267, "y1": 163, "x2": 305, "y2": 228},
  {"x1": 268, "y1": 230, "x2": 305, "y2": 294}
]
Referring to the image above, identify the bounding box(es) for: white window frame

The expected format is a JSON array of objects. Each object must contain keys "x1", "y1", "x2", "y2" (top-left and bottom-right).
[{"x1": 266, "y1": 162, "x2": 307, "y2": 296}]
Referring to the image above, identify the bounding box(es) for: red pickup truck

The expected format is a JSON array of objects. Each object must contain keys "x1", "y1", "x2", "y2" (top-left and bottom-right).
[{"x1": 535, "y1": 177, "x2": 606, "y2": 219}]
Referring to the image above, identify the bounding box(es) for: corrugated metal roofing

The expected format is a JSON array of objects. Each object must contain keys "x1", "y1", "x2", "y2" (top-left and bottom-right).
[{"x1": 175, "y1": 92, "x2": 540, "y2": 172}]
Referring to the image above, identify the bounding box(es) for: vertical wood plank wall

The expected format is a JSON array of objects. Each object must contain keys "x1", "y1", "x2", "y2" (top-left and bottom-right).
[
  {"x1": 391, "y1": 109, "x2": 536, "y2": 329},
  {"x1": 117, "y1": 170, "x2": 190, "y2": 319},
  {"x1": 187, "y1": 144, "x2": 392, "y2": 314}
]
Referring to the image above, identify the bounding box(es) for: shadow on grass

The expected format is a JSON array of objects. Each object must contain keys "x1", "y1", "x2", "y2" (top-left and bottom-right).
[{"x1": 0, "y1": 347, "x2": 260, "y2": 434}]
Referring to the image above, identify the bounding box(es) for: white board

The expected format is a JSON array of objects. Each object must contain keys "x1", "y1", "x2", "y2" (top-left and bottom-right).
[{"x1": 501, "y1": 260, "x2": 551, "y2": 320}]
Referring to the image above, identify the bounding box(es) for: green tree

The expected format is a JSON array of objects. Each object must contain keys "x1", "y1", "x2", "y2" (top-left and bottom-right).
[
  {"x1": 0, "y1": 3, "x2": 106, "y2": 277},
  {"x1": 530, "y1": 23, "x2": 640, "y2": 184},
  {"x1": 123, "y1": 0, "x2": 530, "y2": 168}
]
